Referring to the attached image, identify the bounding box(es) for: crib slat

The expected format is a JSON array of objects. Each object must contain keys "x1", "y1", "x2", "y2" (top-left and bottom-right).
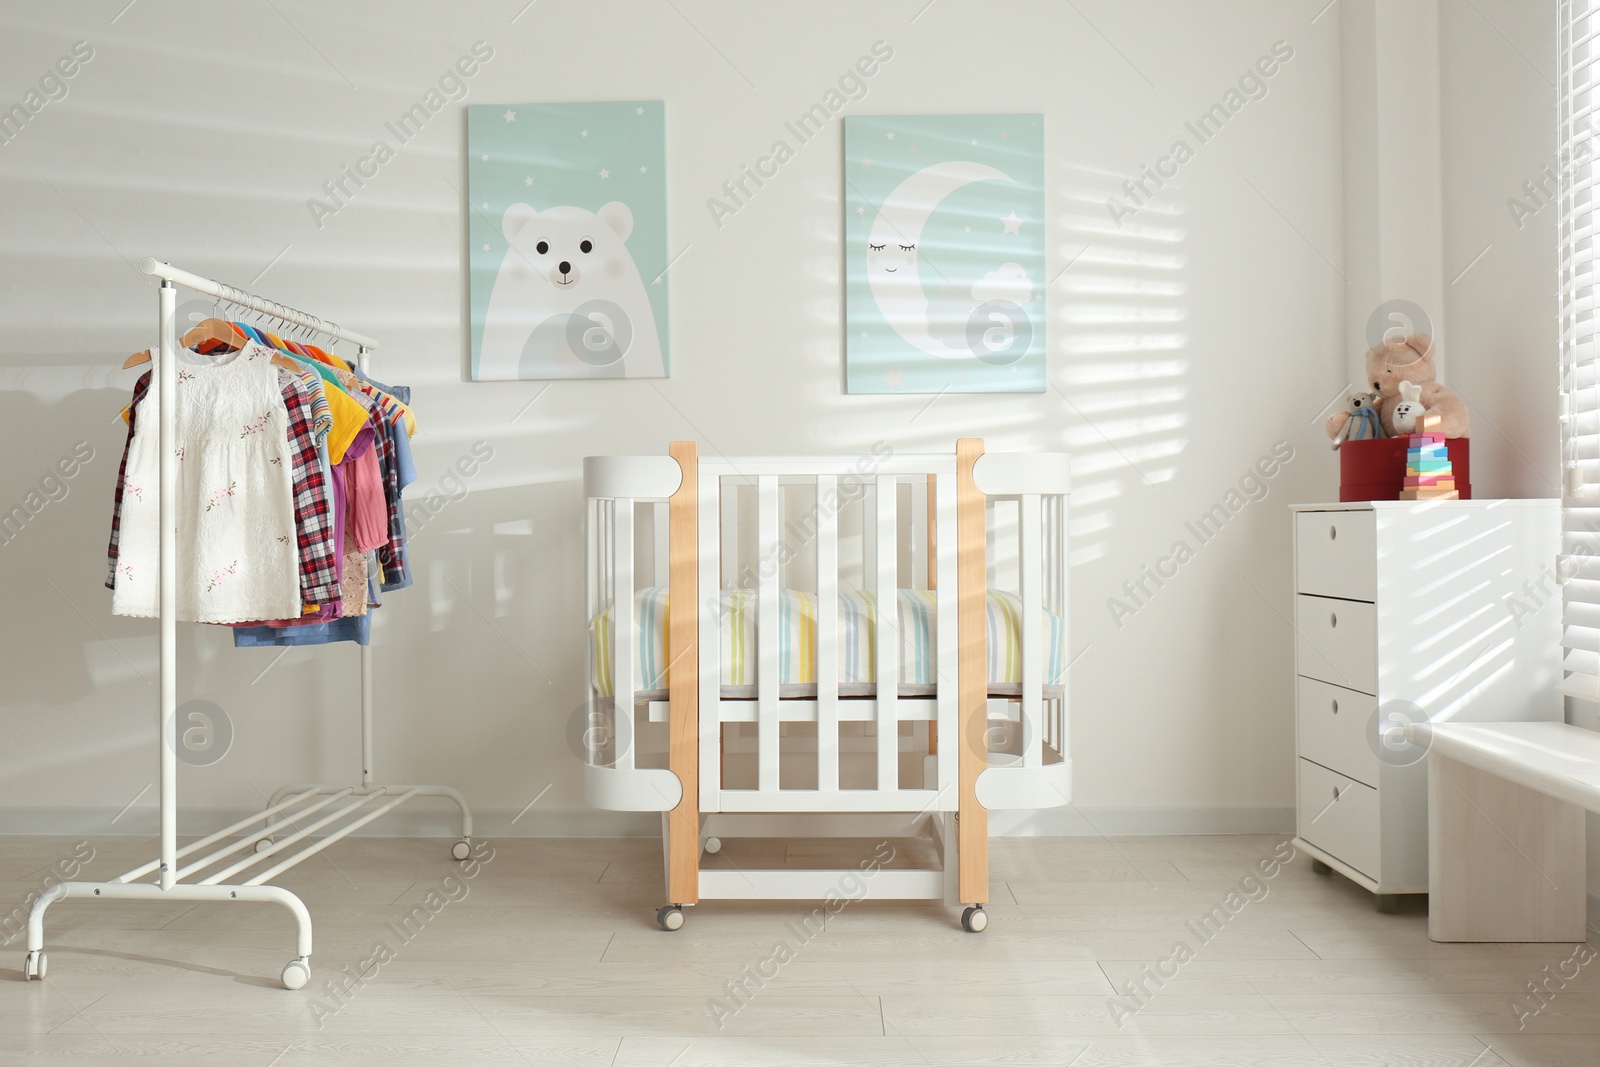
[
  {"x1": 585, "y1": 498, "x2": 602, "y2": 766},
  {"x1": 875, "y1": 474, "x2": 898, "y2": 792},
  {"x1": 1055, "y1": 493, "x2": 1070, "y2": 761},
  {"x1": 909, "y1": 478, "x2": 927, "y2": 592},
  {"x1": 699, "y1": 472, "x2": 721, "y2": 812},
  {"x1": 861, "y1": 477, "x2": 876, "y2": 597},
  {"x1": 757, "y1": 475, "x2": 781, "y2": 792},
  {"x1": 934, "y1": 470, "x2": 958, "y2": 797},
  {"x1": 653, "y1": 503, "x2": 669, "y2": 588},
  {"x1": 721, "y1": 481, "x2": 739, "y2": 588},
  {"x1": 986, "y1": 495, "x2": 997, "y2": 588},
  {"x1": 1019, "y1": 493, "x2": 1043, "y2": 769},
  {"x1": 615, "y1": 498, "x2": 636, "y2": 771},
  {"x1": 816, "y1": 475, "x2": 840, "y2": 794}
]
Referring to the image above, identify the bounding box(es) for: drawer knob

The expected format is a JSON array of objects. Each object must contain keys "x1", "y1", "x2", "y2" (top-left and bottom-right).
[
  {"x1": 1331, "y1": 699, "x2": 1339, "y2": 714},
  {"x1": 1329, "y1": 612, "x2": 1338, "y2": 629},
  {"x1": 1329, "y1": 525, "x2": 1338, "y2": 541}
]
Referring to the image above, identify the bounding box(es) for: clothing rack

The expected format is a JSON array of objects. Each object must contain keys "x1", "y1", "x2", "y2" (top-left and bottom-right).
[{"x1": 23, "y1": 258, "x2": 470, "y2": 991}]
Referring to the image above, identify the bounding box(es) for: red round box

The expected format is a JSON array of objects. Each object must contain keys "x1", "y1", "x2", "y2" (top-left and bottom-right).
[{"x1": 1339, "y1": 436, "x2": 1471, "y2": 501}]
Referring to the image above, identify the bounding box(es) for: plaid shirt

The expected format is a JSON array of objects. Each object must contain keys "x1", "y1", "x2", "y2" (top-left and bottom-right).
[
  {"x1": 106, "y1": 369, "x2": 341, "y2": 608},
  {"x1": 280, "y1": 373, "x2": 341, "y2": 606},
  {"x1": 104, "y1": 372, "x2": 146, "y2": 590}
]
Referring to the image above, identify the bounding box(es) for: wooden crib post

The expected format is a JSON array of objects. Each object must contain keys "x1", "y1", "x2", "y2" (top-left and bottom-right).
[
  {"x1": 955, "y1": 438, "x2": 989, "y2": 906},
  {"x1": 667, "y1": 440, "x2": 700, "y2": 906}
]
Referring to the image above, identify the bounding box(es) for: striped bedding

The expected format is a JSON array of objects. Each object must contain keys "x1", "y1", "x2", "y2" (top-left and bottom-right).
[{"x1": 590, "y1": 586, "x2": 1067, "y2": 699}]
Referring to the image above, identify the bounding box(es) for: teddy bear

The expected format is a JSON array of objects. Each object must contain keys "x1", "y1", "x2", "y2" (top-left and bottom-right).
[
  {"x1": 1365, "y1": 333, "x2": 1469, "y2": 438},
  {"x1": 1324, "y1": 389, "x2": 1386, "y2": 449}
]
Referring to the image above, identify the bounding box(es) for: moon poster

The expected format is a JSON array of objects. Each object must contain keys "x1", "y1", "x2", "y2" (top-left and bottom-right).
[
  {"x1": 844, "y1": 114, "x2": 1045, "y2": 394},
  {"x1": 467, "y1": 101, "x2": 670, "y2": 381}
]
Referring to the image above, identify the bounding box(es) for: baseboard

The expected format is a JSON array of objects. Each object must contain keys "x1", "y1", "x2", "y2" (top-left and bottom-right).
[
  {"x1": 0, "y1": 804, "x2": 1298, "y2": 839},
  {"x1": 988, "y1": 805, "x2": 1296, "y2": 837}
]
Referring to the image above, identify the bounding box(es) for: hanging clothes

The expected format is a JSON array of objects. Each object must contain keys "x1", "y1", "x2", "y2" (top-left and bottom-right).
[
  {"x1": 110, "y1": 343, "x2": 301, "y2": 623},
  {"x1": 109, "y1": 360, "x2": 342, "y2": 614},
  {"x1": 218, "y1": 338, "x2": 418, "y2": 645}
]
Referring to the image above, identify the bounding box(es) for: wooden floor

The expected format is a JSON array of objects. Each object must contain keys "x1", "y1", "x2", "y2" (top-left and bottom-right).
[{"x1": 1, "y1": 832, "x2": 1596, "y2": 1065}]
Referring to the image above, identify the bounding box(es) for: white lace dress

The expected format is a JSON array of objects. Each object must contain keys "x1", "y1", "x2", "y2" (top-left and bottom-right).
[{"x1": 112, "y1": 343, "x2": 301, "y2": 623}]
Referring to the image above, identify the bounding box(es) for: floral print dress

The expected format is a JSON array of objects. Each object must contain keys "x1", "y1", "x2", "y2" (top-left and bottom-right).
[{"x1": 112, "y1": 342, "x2": 301, "y2": 623}]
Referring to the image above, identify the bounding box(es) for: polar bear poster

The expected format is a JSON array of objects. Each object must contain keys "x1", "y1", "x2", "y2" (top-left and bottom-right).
[{"x1": 467, "y1": 102, "x2": 670, "y2": 380}]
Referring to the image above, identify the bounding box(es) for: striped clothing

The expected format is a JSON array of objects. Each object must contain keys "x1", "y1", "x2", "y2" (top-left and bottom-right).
[{"x1": 591, "y1": 586, "x2": 1066, "y2": 697}]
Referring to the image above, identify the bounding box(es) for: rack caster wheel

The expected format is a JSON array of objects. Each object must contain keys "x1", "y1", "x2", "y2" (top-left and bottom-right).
[
  {"x1": 281, "y1": 956, "x2": 311, "y2": 990},
  {"x1": 254, "y1": 838, "x2": 274, "y2": 854},
  {"x1": 23, "y1": 950, "x2": 46, "y2": 981},
  {"x1": 1311, "y1": 859, "x2": 1331, "y2": 876},
  {"x1": 451, "y1": 839, "x2": 471, "y2": 861},
  {"x1": 657, "y1": 905, "x2": 685, "y2": 932},
  {"x1": 961, "y1": 906, "x2": 988, "y2": 933},
  {"x1": 703, "y1": 837, "x2": 721, "y2": 855}
]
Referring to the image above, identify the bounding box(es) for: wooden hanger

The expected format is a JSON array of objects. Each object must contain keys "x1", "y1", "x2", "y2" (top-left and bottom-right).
[{"x1": 124, "y1": 318, "x2": 301, "y2": 373}]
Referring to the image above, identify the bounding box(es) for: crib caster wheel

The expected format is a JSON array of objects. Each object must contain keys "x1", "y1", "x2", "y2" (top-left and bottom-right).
[
  {"x1": 703, "y1": 837, "x2": 721, "y2": 855},
  {"x1": 657, "y1": 906, "x2": 685, "y2": 932},
  {"x1": 961, "y1": 906, "x2": 988, "y2": 933},
  {"x1": 1311, "y1": 859, "x2": 1332, "y2": 876},
  {"x1": 281, "y1": 956, "x2": 311, "y2": 990},
  {"x1": 254, "y1": 837, "x2": 274, "y2": 854},
  {"x1": 23, "y1": 950, "x2": 46, "y2": 981},
  {"x1": 451, "y1": 839, "x2": 471, "y2": 861}
]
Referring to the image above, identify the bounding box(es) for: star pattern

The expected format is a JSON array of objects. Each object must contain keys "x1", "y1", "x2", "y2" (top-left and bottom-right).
[
  {"x1": 635, "y1": 106, "x2": 644, "y2": 115},
  {"x1": 1001, "y1": 212, "x2": 1022, "y2": 235},
  {"x1": 640, "y1": 166, "x2": 647, "y2": 174},
  {"x1": 580, "y1": 130, "x2": 589, "y2": 138},
  {"x1": 599, "y1": 168, "x2": 610, "y2": 179},
  {"x1": 502, "y1": 109, "x2": 517, "y2": 123},
  {"x1": 524, "y1": 176, "x2": 534, "y2": 187},
  {"x1": 479, "y1": 153, "x2": 488, "y2": 162},
  {"x1": 481, "y1": 243, "x2": 490, "y2": 252},
  {"x1": 863, "y1": 157, "x2": 872, "y2": 167}
]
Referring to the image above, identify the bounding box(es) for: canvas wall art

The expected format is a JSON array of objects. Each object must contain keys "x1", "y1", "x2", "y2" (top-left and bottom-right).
[
  {"x1": 844, "y1": 114, "x2": 1045, "y2": 394},
  {"x1": 468, "y1": 101, "x2": 669, "y2": 380}
]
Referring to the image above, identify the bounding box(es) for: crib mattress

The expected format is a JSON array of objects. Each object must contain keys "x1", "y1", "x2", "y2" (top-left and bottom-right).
[{"x1": 590, "y1": 586, "x2": 1067, "y2": 700}]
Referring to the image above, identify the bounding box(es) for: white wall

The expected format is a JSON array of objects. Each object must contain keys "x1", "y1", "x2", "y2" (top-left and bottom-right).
[
  {"x1": 1, "y1": 0, "x2": 1353, "y2": 837},
  {"x1": 1439, "y1": 0, "x2": 1560, "y2": 500}
]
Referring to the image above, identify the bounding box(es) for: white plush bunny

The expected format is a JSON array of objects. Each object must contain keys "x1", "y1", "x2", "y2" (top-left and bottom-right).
[{"x1": 1391, "y1": 380, "x2": 1424, "y2": 435}]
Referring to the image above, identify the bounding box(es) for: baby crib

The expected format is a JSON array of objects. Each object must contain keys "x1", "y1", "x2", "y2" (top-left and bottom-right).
[{"x1": 582, "y1": 439, "x2": 1071, "y2": 931}]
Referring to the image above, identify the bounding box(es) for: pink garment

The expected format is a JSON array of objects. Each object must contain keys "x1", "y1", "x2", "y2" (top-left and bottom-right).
[{"x1": 342, "y1": 430, "x2": 387, "y2": 553}]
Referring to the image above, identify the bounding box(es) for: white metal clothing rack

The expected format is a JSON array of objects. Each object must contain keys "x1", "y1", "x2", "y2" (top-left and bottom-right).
[{"x1": 23, "y1": 258, "x2": 471, "y2": 991}]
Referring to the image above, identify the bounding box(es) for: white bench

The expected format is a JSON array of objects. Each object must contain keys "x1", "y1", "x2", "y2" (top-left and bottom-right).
[{"x1": 1406, "y1": 721, "x2": 1598, "y2": 942}]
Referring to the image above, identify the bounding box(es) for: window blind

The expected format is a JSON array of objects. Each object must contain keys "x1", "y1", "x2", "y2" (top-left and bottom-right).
[{"x1": 1560, "y1": 0, "x2": 1600, "y2": 700}]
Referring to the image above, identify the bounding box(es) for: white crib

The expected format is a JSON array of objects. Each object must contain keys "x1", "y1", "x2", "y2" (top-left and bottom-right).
[{"x1": 582, "y1": 439, "x2": 1070, "y2": 931}]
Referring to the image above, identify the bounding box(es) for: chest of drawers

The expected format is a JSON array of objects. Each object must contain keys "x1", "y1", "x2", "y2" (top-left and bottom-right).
[{"x1": 1289, "y1": 501, "x2": 1561, "y2": 902}]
